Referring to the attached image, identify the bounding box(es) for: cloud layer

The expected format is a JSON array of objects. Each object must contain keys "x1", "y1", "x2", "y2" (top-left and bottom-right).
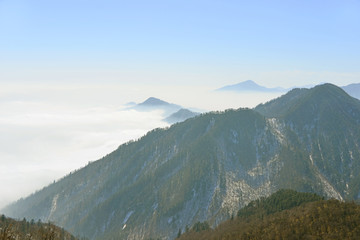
[{"x1": 0, "y1": 83, "x2": 280, "y2": 209}]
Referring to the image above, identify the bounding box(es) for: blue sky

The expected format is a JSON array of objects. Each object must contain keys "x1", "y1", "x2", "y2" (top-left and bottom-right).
[{"x1": 1, "y1": 0, "x2": 359, "y2": 87}]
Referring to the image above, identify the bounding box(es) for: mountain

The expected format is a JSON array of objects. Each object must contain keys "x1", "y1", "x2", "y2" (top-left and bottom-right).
[
  {"x1": 132, "y1": 97, "x2": 196, "y2": 123},
  {"x1": 236, "y1": 189, "x2": 323, "y2": 218},
  {"x1": 133, "y1": 97, "x2": 182, "y2": 116},
  {"x1": 342, "y1": 83, "x2": 360, "y2": 100},
  {"x1": 0, "y1": 214, "x2": 79, "y2": 240},
  {"x1": 216, "y1": 80, "x2": 286, "y2": 92},
  {"x1": 217, "y1": 81, "x2": 360, "y2": 97},
  {"x1": 138, "y1": 97, "x2": 173, "y2": 107},
  {"x1": 178, "y1": 190, "x2": 360, "y2": 240},
  {"x1": 2, "y1": 84, "x2": 360, "y2": 240},
  {"x1": 164, "y1": 109, "x2": 200, "y2": 124}
]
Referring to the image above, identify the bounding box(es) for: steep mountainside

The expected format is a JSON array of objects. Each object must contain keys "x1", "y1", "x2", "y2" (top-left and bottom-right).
[
  {"x1": 2, "y1": 84, "x2": 360, "y2": 240},
  {"x1": 256, "y1": 84, "x2": 360, "y2": 200}
]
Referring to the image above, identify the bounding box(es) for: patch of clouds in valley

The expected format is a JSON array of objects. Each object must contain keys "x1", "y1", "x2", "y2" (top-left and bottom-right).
[{"x1": 0, "y1": 83, "x2": 280, "y2": 209}]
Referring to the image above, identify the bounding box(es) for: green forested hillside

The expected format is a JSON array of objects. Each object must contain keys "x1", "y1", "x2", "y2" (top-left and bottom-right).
[
  {"x1": 0, "y1": 214, "x2": 80, "y2": 240},
  {"x1": 236, "y1": 189, "x2": 323, "y2": 218},
  {"x1": 178, "y1": 190, "x2": 360, "y2": 240}
]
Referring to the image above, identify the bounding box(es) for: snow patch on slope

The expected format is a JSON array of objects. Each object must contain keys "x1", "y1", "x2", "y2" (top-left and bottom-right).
[
  {"x1": 222, "y1": 172, "x2": 272, "y2": 215},
  {"x1": 123, "y1": 210, "x2": 134, "y2": 224},
  {"x1": 316, "y1": 173, "x2": 343, "y2": 200},
  {"x1": 267, "y1": 118, "x2": 286, "y2": 144},
  {"x1": 48, "y1": 194, "x2": 59, "y2": 221}
]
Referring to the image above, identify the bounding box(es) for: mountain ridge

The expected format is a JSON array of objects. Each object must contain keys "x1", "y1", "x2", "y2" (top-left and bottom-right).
[
  {"x1": 217, "y1": 81, "x2": 360, "y2": 101},
  {"x1": 216, "y1": 80, "x2": 285, "y2": 92},
  {"x1": 342, "y1": 83, "x2": 360, "y2": 100},
  {"x1": 3, "y1": 83, "x2": 360, "y2": 240}
]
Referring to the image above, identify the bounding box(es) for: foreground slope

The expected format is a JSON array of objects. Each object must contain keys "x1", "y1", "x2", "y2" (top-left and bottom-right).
[
  {"x1": 0, "y1": 214, "x2": 79, "y2": 240},
  {"x1": 178, "y1": 190, "x2": 360, "y2": 240},
  {"x1": 3, "y1": 84, "x2": 360, "y2": 240}
]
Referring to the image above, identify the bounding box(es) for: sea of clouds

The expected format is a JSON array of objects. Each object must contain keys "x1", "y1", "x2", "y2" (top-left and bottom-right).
[{"x1": 0, "y1": 83, "x2": 280, "y2": 209}]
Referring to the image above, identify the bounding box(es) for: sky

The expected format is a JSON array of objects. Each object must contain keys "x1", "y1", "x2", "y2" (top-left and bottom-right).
[
  {"x1": 0, "y1": 0, "x2": 360, "y2": 209},
  {"x1": 1, "y1": 0, "x2": 360, "y2": 87}
]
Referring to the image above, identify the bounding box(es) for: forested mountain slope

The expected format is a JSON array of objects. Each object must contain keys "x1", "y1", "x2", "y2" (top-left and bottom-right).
[
  {"x1": 0, "y1": 214, "x2": 80, "y2": 240},
  {"x1": 178, "y1": 189, "x2": 360, "y2": 240},
  {"x1": 2, "y1": 84, "x2": 360, "y2": 240}
]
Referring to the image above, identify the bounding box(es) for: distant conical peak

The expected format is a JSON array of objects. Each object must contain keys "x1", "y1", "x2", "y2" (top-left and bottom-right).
[
  {"x1": 242, "y1": 80, "x2": 258, "y2": 85},
  {"x1": 139, "y1": 97, "x2": 170, "y2": 106}
]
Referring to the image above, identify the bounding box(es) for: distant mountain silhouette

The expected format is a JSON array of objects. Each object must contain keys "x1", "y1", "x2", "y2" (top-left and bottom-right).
[
  {"x1": 164, "y1": 108, "x2": 200, "y2": 124},
  {"x1": 138, "y1": 97, "x2": 175, "y2": 107},
  {"x1": 217, "y1": 81, "x2": 360, "y2": 98},
  {"x1": 216, "y1": 80, "x2": 286, "y2": 92},
  {"x1": 342, "y1": 83, "x2": 360, "y2": 100},
  {"x1": 132, "y1": 97, "x2": 182, "y2": 116},
  {"x1": 130, "y1": 97, "x2": 198, "y2": 123}
]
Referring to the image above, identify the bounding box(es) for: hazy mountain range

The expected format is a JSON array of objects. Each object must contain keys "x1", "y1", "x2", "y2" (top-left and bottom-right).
[
  {"x1": 216, "y1": 80, "x2": 360, "y2": 100},
  {"x1": 342, "y1": 83, "x2": 360, "y2": 100},
  {"x1": 2, "y1": 84, "x2": 360, "y2": 240},
  {"x1": 216, "y1": 80, "x2": 286, "y2": 92}
]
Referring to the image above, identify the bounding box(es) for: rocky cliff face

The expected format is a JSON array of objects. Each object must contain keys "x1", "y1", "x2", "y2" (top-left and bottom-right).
[{"x1": 3, "y1": 84, "x2": 360, "y2": 240}]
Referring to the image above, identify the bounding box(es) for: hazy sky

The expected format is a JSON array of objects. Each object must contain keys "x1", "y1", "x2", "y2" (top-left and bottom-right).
[
  {"x1": 1, "y1": 0, "x2": 360, "y2": 209},
  {"x1": 1, "y1": 0, "x2": 360, "y2": 87}
]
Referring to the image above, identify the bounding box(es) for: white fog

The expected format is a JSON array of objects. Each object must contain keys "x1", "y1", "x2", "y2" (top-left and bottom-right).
[{"x1": 0, "y1": 83, "x2": 281, "y2": 209}]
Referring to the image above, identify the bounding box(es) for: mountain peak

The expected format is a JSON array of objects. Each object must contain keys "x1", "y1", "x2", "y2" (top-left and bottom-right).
[
  {"x1": 297, "y1": 83, "x2": 355, "y2": 106},
  {"x1": 138, "y1": 97, "x2": 170, "y2": 106},
  {"x1": 134, "y1": 97, "x2": 182, "y2": 116},
  {"x1": 255, "y1": 83, "x2": 360, "y2": 125},
  {"x1": 240, "y1": 80, "x2": 259, "y2": 86},
  {"x1": 164, "y1": 108, "x2": 199, "y2": 124},
  {"x1": 312, "y1": 83, "x2": 348, "y2": 95}
]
